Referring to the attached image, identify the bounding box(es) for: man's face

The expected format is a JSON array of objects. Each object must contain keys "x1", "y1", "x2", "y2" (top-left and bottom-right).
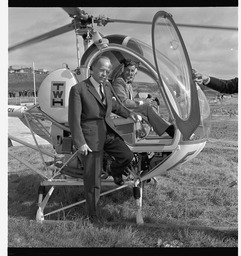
[
  {"x1": 92, "y1": 58, "x2": 112, "y2": 84},
  {"x1": 123, "y1": 65, "x2": 137, "y2": 83}
]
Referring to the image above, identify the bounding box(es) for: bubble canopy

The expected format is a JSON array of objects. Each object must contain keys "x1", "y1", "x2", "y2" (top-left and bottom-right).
[{"x1": 80, "y1": 14, "x2": 210, "y2": 140}]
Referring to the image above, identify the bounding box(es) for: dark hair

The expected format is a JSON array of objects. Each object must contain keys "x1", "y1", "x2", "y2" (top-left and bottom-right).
[{"x1": 121, "y1": 59, "x2": 139, "y2": 68}]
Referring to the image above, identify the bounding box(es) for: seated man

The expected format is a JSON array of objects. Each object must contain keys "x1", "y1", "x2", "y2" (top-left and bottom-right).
[{"x1": 112, "y1": 59, "x2": 175, "y2": 138}]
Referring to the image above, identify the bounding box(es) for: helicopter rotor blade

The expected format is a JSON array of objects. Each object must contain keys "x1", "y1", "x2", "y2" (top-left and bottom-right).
[
  {"x1": 9, "y1": 23, "x2": 74, "y2": 52},
  {"x1": 62, "y1": 7, "x2": 91, "y2": 20},
  {"x1": 62, "y1": 7, "x2": 83, "y2": 17},
  {"x1": 176, "y1": 23, "x2": 238, "y2": 31},
  {"x1": 9, "y1": 9, "x2": 237, "y2": 53},
  {"x1": 107, "y1": 18, "x2": 238, "y2": 31}
]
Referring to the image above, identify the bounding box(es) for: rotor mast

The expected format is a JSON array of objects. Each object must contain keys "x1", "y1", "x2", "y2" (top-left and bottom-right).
[
  {"x1": 74, "y1": 31, "x2": 92, "y2": 72},
  {"x1": 66, "y1": 9, "x2": 96, "y2": 70},
  {"x1": 71, "y1": 11, "x2": 109, "y2": 70},
  {"x1": 73, "y1": 20, "x2": 93, "y2": 70}
]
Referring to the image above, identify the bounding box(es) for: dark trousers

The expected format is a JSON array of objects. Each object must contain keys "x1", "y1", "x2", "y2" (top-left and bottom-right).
[
  {"x1": 132, "y1": 104, "x2": 170, "y2": 136},
  {"x1": 81, "y1": 133, "x2": 133, "y2": 218}
]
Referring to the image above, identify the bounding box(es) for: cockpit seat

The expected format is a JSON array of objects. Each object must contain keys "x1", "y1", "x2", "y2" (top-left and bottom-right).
[{"x1": 111, "y1": 114, "x2": 151, "y2": 145}]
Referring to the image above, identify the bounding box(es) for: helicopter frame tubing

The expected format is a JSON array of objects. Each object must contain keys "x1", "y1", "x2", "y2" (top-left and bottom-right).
[{"x1": 8, "y1": 104, "x2": 147, "y2": 224}]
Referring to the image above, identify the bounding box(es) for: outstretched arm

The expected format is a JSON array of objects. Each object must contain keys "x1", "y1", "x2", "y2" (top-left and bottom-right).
[
  {"x1": 207, "y1": 77, "x2": 238, "y2": 94},
  {"x1": 192, "y1": 69, "x2": 238, "y2": 94}
]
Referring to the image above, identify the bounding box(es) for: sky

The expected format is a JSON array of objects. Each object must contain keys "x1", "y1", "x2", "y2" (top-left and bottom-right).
[{"x1": 8, "y1": 7, "x2": 238, "y2": 79}]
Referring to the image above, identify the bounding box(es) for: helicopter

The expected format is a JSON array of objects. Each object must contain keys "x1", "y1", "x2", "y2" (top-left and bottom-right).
[{"x1": 8, "y1": 7, "x2": 236, "y2": 224}]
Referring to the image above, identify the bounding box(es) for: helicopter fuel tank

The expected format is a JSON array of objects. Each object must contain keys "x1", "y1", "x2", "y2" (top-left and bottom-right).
[{"x1": 38, "y1": 68, "x2": 78, "y2": 123}]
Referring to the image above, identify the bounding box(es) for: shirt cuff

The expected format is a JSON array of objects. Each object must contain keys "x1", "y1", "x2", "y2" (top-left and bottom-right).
[{"x1": 203, "y1": 76, "x2": 210, "y2": 85}]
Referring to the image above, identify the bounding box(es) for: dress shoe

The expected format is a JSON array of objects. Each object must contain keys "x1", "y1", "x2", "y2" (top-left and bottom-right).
[
  {"x1": 165, "y1": 125, "x2": 175, "y2": 138},
  {"x1": 112, "y1": 174, "x2": 125, "y2": 186}
]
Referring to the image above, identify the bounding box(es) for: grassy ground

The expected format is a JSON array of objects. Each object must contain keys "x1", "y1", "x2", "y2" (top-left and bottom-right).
[{"x1": 8, "y1": 96, "x2": 238, "y2": 248}]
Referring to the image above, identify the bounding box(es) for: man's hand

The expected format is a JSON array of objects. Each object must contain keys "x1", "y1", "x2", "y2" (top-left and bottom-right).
[
  {"x1": 192, "y1": 69, "x2": 210, "y2": 85},
  {"x1": 144, "y1": 97, "x2": 159, "y2": 107},
  {"x1": 129, "y1": 112, "x2": 140, "y2": 122},
  {"x1": 145, "y1": 98, "x2": 154, "y2": 104},
  {"x1": 77, "y1": 143, "x2": 92, "y2": 156}
]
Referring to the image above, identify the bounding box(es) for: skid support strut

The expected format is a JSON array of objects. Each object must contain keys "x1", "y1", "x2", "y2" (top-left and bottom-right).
[
  {"x1": 133, "y1": 179, "x2": 144, "y2": 224},
  {"x1": 36, "y1": 180, "x2": 131, "y2": 223}
]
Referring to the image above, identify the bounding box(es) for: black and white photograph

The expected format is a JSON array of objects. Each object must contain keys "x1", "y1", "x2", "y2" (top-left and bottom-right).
[{"x1": 7, "y1": 6, "x2": 238, "y2": 250}]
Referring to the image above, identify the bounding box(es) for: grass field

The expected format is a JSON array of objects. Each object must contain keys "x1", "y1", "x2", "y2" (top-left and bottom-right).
[
  {"x1": 8, "y1": 73, "x2": 47, "y2": 91},
  {"x1": 8, "y1": 95, "x2": 238, "y2": 248}
]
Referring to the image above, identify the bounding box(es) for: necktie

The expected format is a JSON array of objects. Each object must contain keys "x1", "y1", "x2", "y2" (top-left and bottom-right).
[{"x1": 99, "y1": 84, "x2": 105, "y2": 103}]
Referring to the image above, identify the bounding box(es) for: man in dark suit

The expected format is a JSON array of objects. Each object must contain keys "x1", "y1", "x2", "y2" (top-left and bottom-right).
[
  {"x1": 68, "y1": 56, "x2": 137, "y2": 222},
  {"x1": 192, "y1": 69, "x2": 238, "y2": 94}
]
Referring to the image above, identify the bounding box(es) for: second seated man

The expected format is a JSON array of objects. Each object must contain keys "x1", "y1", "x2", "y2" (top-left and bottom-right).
[{"x1": 112, "y1": 59, "x2": 175, "y2": 138}]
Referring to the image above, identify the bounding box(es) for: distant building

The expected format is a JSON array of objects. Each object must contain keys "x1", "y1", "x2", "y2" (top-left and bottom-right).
[
  {"x1": 8, "y1": 66, "x2": 49, "y2": 74},
  {"x1": 22, "y1": 67, "x2": 33, "y2": 73},
  {"x1": 8, "y1": 65, "x2": 26, "y2": 73},
  {"x1": 35, "y1": 68, "x2": 48, "y2": 74}
]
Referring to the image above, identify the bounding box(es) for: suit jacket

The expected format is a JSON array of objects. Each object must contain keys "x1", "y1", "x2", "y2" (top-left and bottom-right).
[
  {"x1": 206, "y1": 77, "x2": 238, "y2": 94},
  {"x1": 68, "y1": 78, "x2": 132, "y2": 151}
]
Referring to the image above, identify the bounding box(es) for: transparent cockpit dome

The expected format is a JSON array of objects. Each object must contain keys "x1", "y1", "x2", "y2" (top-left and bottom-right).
[
  {"x1": 193, "y1": 85, "x2": 212, "y2": 139},
  {"x1": 119, "y1": 36, "x2": 211, "y2": 139},
  {"x1": 81, "y1": 32, "x2": 211, "y2": 140},
  {"x1": 118, "y1": 37, "x2": 192, "y2": 121}
]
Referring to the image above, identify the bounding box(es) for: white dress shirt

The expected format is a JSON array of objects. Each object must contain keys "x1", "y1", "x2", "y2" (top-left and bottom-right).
[{"x1": 90, "y1": 76, "x2": 106, "y2": 104}]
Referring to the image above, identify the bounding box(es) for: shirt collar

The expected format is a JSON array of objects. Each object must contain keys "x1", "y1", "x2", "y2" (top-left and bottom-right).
[
  {"x1": 90, "y1": 76, "x2": 100, "y2": 90},
  {"x1": 121, "y1": 74, "x2": 132, "y2": 84}
]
